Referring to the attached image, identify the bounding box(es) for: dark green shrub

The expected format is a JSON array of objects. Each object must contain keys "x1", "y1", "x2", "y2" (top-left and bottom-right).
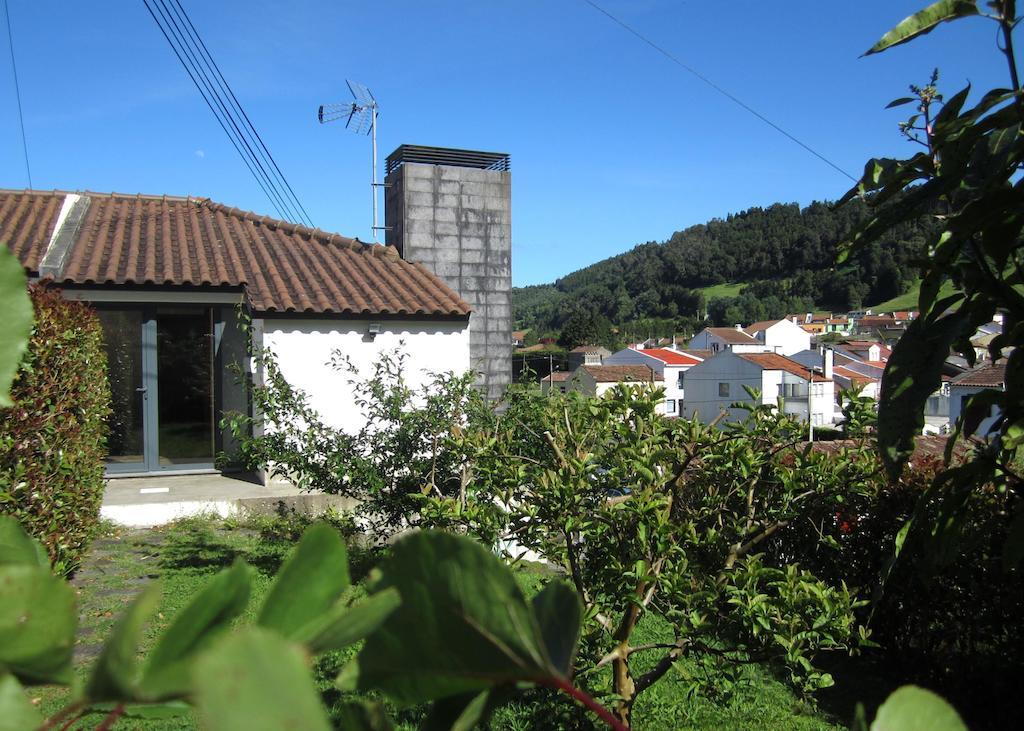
[
  {"x1": 777, "y1": 452, "x2": 1023, "y2": 730},
  {"x1": 0, "y1": 286, "x2": 111, "y2": 575}
]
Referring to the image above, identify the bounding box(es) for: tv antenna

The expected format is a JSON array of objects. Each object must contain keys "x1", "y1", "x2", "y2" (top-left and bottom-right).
[{"x1": 318, "y1": 80, "x2": 386, "y2": 242}]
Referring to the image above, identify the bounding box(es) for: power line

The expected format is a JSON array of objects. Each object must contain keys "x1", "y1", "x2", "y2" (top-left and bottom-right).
[
  {"x1": 147, "y1": 0, "x2": 299, "y2": 224},
  {"x1": 143, "y1": 0, "x2": 313, "y2": 226},
  {"x1": 168, "y1": 0, "x2": 312, "y2": 227},
  {"x1": 143, "y1": 0, "x2": 289, "y2": 221},
  {"x1": 581, "y1": 0, "x2": 857, "y2": 183},
  {"x1": 3, "y1": 0, "x2": 31, "y2": 189}
]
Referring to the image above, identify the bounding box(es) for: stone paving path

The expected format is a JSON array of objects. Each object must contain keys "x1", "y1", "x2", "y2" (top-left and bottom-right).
[{"x1": 68, "y1": 530, "x2": 165, "y2": 664}]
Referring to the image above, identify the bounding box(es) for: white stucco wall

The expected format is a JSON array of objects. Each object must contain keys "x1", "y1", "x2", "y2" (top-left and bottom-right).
[
  {"x1": 760, "y1": 320, "x2": 812, "y2": 356},
  {"x1": 261, "y1": 318, "x2": 471, "y2": 434},
  {"x1": 949, "y1": 384, "x2": 1002, "y2": 436},
  {"x1": 682, "y1": 352, "x2": 837, "y2": 425},
  {"x1": 605, "y1": 348, "x2": 688, "y2": 415},
  {"x1": 681, "y1": 352, "x2": 767, "y2": 423}
]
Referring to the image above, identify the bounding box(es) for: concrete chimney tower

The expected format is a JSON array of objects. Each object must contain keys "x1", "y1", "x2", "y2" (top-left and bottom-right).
[{"x1": 384, "y1": 145, "x2": 512, "y2": 401}]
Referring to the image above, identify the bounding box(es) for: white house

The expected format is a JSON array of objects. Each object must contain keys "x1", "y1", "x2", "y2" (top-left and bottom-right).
[
  {"x1": 689, "y1": 326, "x2": 766, "y2": 354},
  {"x1": 4, "y1": 189, "x2": 472, "y2": 477},
  {"x1": 744, "y1": 319, "x2": 811, "y2": 356},
  {"x1": 605, "y1": 347, "x2": 702, "y2": 416},
  {"x1": 949, "y1": 362, "x2": 1006, "y2": 436},
  {"x1": 681, "y1": 351, "x2": 837, "y2": 426}
]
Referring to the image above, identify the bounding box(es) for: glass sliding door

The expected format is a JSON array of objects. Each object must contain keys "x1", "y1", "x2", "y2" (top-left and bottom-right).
[
  {"x1": 99, "y1": 306, "x2": 217, "y2": 473},
  {"x1": 155, "y1": 309, "x2": 215, "y2": 467},
  {"x1": 98, "y1": 310, "x2": 148, "y2": 471}
]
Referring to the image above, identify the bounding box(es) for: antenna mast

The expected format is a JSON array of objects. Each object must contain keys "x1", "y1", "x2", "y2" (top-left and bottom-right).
[{"x1": 317, "y1": 80, "x2": 386, "y2": 242}]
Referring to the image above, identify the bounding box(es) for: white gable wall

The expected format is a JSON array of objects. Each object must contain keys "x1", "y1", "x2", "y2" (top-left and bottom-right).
[
  {"x1": 261, "y1": 318, "x2": 471, "y2": 435},
  {"x1": 681, "y1": 352, "x2": 768, "y2": 423},
  {"x1": 756, "y1": 320, "x2": 811, "y2": 356}
]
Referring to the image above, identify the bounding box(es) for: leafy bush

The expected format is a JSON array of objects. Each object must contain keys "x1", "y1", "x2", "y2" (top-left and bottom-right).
[
  {"x1": 0, "y1": 286, "x2": 111, "y2": 575},
  {"x1": 780, "y1": 450, "x2": 1023, "y2": 730},
  {"x1": 226, "y1": 347, "x2": 483, "y2": 541},
  {"x1": 421, "y1": 382, "x2": 874, "y2": 725}
]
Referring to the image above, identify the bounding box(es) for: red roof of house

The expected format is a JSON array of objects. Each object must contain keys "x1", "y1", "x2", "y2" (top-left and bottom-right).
[
  {"x1": 581, "y1": 365, "x2": 664, "y2": 383},
  {"x1": 737, "y1": 353, "x2": 830, "y2": 382},
  {"x1": 542, "y1": 371, "x2": 573, "y2": 382},
  {"x1": 703, "y1": 327, "x2": 759, "y2": 344},
  {"x1": 2, "y1": 189, "x2": 470, "y2": 316},
  {"x1": 951, "y1": 363, "x2": 1006, "y2": 388},
  {"x1": 636, "y1": 347, "x2": 701, "y2": 365}
]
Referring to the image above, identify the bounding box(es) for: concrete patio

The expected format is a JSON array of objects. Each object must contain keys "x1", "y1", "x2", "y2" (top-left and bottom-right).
[{"x1": 101, "y1": 472, "x2": 354, "y2": 527}]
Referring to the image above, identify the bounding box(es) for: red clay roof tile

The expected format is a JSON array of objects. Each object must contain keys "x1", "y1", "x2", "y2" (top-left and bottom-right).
[
  {"x1": 737, "y1": 352, "x2": 830, "y2": 382},
  {"x1": 1, "y1": 190, "x2": 470, "y2": 317}
]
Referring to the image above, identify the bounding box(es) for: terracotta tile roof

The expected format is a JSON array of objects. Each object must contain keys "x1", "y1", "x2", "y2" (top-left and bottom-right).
[
  {"x1": 737, "y1": 353, "x2": 830, "y2": 382},
  {"x1": 542, "y1": 371, "x2": 572, "y2": 382},
  {"x1": 0, "y1": 190, "x2": 64, "y2": 271},
  {"x1": 1, "y1": 189, "x2": 470, "y2": 317},
  {"x1": 679, "y1": 349, "x2": 711, "y2": 360},
  {"x1": 581, "y1": 365, "x2": 663, "y2": 383},
  {"x1": 746, "y1": 319, "x2": 785, "y2": 334},
  {"x1": 636, "y1": 348, "x2": 702, "y2": 366},
  {"x1": 703, "y1": 327, "x2": 759, "y2": 344},
  {"x1": 570, "y1": 344, "x2": 610, "y2": 353},
  {"x1": 951, "y1": 362, "x2": 1006, "y2": 388}
]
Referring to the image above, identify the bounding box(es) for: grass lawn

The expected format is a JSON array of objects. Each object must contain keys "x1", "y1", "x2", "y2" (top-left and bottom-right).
[
  {"x1": 696, "y1": 282, "x2": 745, "y2": 300},
  {"x1": 33, "y1": 516, "x2": 852, "y2": 730},
  {"x1": 867, "y1": 279, "x2": 956, "y2": 312}
]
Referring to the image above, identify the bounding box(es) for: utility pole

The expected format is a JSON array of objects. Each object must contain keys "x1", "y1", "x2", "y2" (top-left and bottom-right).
[{"x1": 807, "y1": 373, "x2": 815, "y2": 443}]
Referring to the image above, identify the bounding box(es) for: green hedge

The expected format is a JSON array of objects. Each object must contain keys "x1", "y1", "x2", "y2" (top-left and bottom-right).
[{"x1": 0, "y1": 286, "x2": 111, "y2": 575}]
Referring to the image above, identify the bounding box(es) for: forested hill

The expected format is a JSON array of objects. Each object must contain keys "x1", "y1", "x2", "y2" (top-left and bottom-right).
[{"x1": 513, "y1": 199, "x2": 936, "y2": 338}]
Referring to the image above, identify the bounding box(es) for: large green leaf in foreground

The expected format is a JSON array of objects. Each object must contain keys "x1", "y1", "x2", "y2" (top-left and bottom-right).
[
  {"x1": 193, "y1": 627, "x2": 331, "y2": 731},
  {"x1": 0, "y1": 565, "x2": 76, "y2": 685},
  {"x1": 0, "y1": 244, "x2": 31, "y2": 408},
  {"x1": 870, "y1": 685, "x2": 967, "y2": 731},
  {"x1": 339, "y1": 531, "x2": 582, "y2": 706}
]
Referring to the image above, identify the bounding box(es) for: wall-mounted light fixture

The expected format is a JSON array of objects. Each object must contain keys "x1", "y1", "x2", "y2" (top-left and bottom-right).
[{"x1": 367, "y1": 322, "x2": 382, "y2": 340}]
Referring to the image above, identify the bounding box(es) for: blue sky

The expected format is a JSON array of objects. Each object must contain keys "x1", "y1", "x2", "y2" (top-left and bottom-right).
[{"x1": 0, "y1": 1, "x2": 1013, "y2": 286}]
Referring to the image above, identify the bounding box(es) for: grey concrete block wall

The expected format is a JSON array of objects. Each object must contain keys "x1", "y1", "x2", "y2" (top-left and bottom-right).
[{"x1": 386, "y1": 153, "x2": 512, "y2": 401}]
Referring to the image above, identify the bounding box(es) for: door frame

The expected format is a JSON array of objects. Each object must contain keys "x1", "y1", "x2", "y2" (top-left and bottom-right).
[{"x1": 102, "y1": 305, "x2": 219, "y2": 475}]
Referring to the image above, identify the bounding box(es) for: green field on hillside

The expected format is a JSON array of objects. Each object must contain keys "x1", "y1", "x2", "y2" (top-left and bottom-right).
[
  {"x1": 697, "y1": 282, "x2": 745, "y2": 300},
  {"x1": 868, "y1": 279, "x2": 956, "y2": 312}
]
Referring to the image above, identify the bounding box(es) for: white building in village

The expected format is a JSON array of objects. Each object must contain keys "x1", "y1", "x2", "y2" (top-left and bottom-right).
[
  {"x1": 604, "y1": 347, "x2": 702, "y2": 416},
  {"x1": 744, "y1": 318, "x2": 811, "y2": 356},
  {"x1": 689, "y1": 326, "x2": 765, "y2": 354},
  {"x1": 681, "y1": 351, "x2": 837, "y2": 426}
]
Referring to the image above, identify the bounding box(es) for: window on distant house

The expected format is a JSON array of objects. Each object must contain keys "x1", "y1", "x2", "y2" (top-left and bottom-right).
[
  {"x1": 712, "y1": 342, "x2": 720, "y2": 353},
  {"x1": 678, "y1": 400, "x2": 684, "y2": 415},
  {"x1": 718, "y1": 382, "x2": 730, "y2": 398},
  {"x1": 666, "y1": 399, "x2": 676, "y2": 414},
  {"x1": 677, "y1": 372, "x2": 685, "y2": 389}
]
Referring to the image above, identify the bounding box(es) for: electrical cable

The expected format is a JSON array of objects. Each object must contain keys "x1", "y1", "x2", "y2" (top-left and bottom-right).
[
  {"x1": 3, "y1": 0, "x2": 32, "y2": 189},
  {"x1": 143, "y1": 0, "x2": 290, "y2": 221},
  {"x1": 149, "y1": 0, "x2": 299, "y2": 223},
  {"x1": 168, "y1": 0, "x2": 312, "y2": 227},
  {"x1": 581, "y1": 0, "x2": 857, "y2": 182},
  {"x1": 143, "y1": 0, "x2": 313, "y2": 224}
]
